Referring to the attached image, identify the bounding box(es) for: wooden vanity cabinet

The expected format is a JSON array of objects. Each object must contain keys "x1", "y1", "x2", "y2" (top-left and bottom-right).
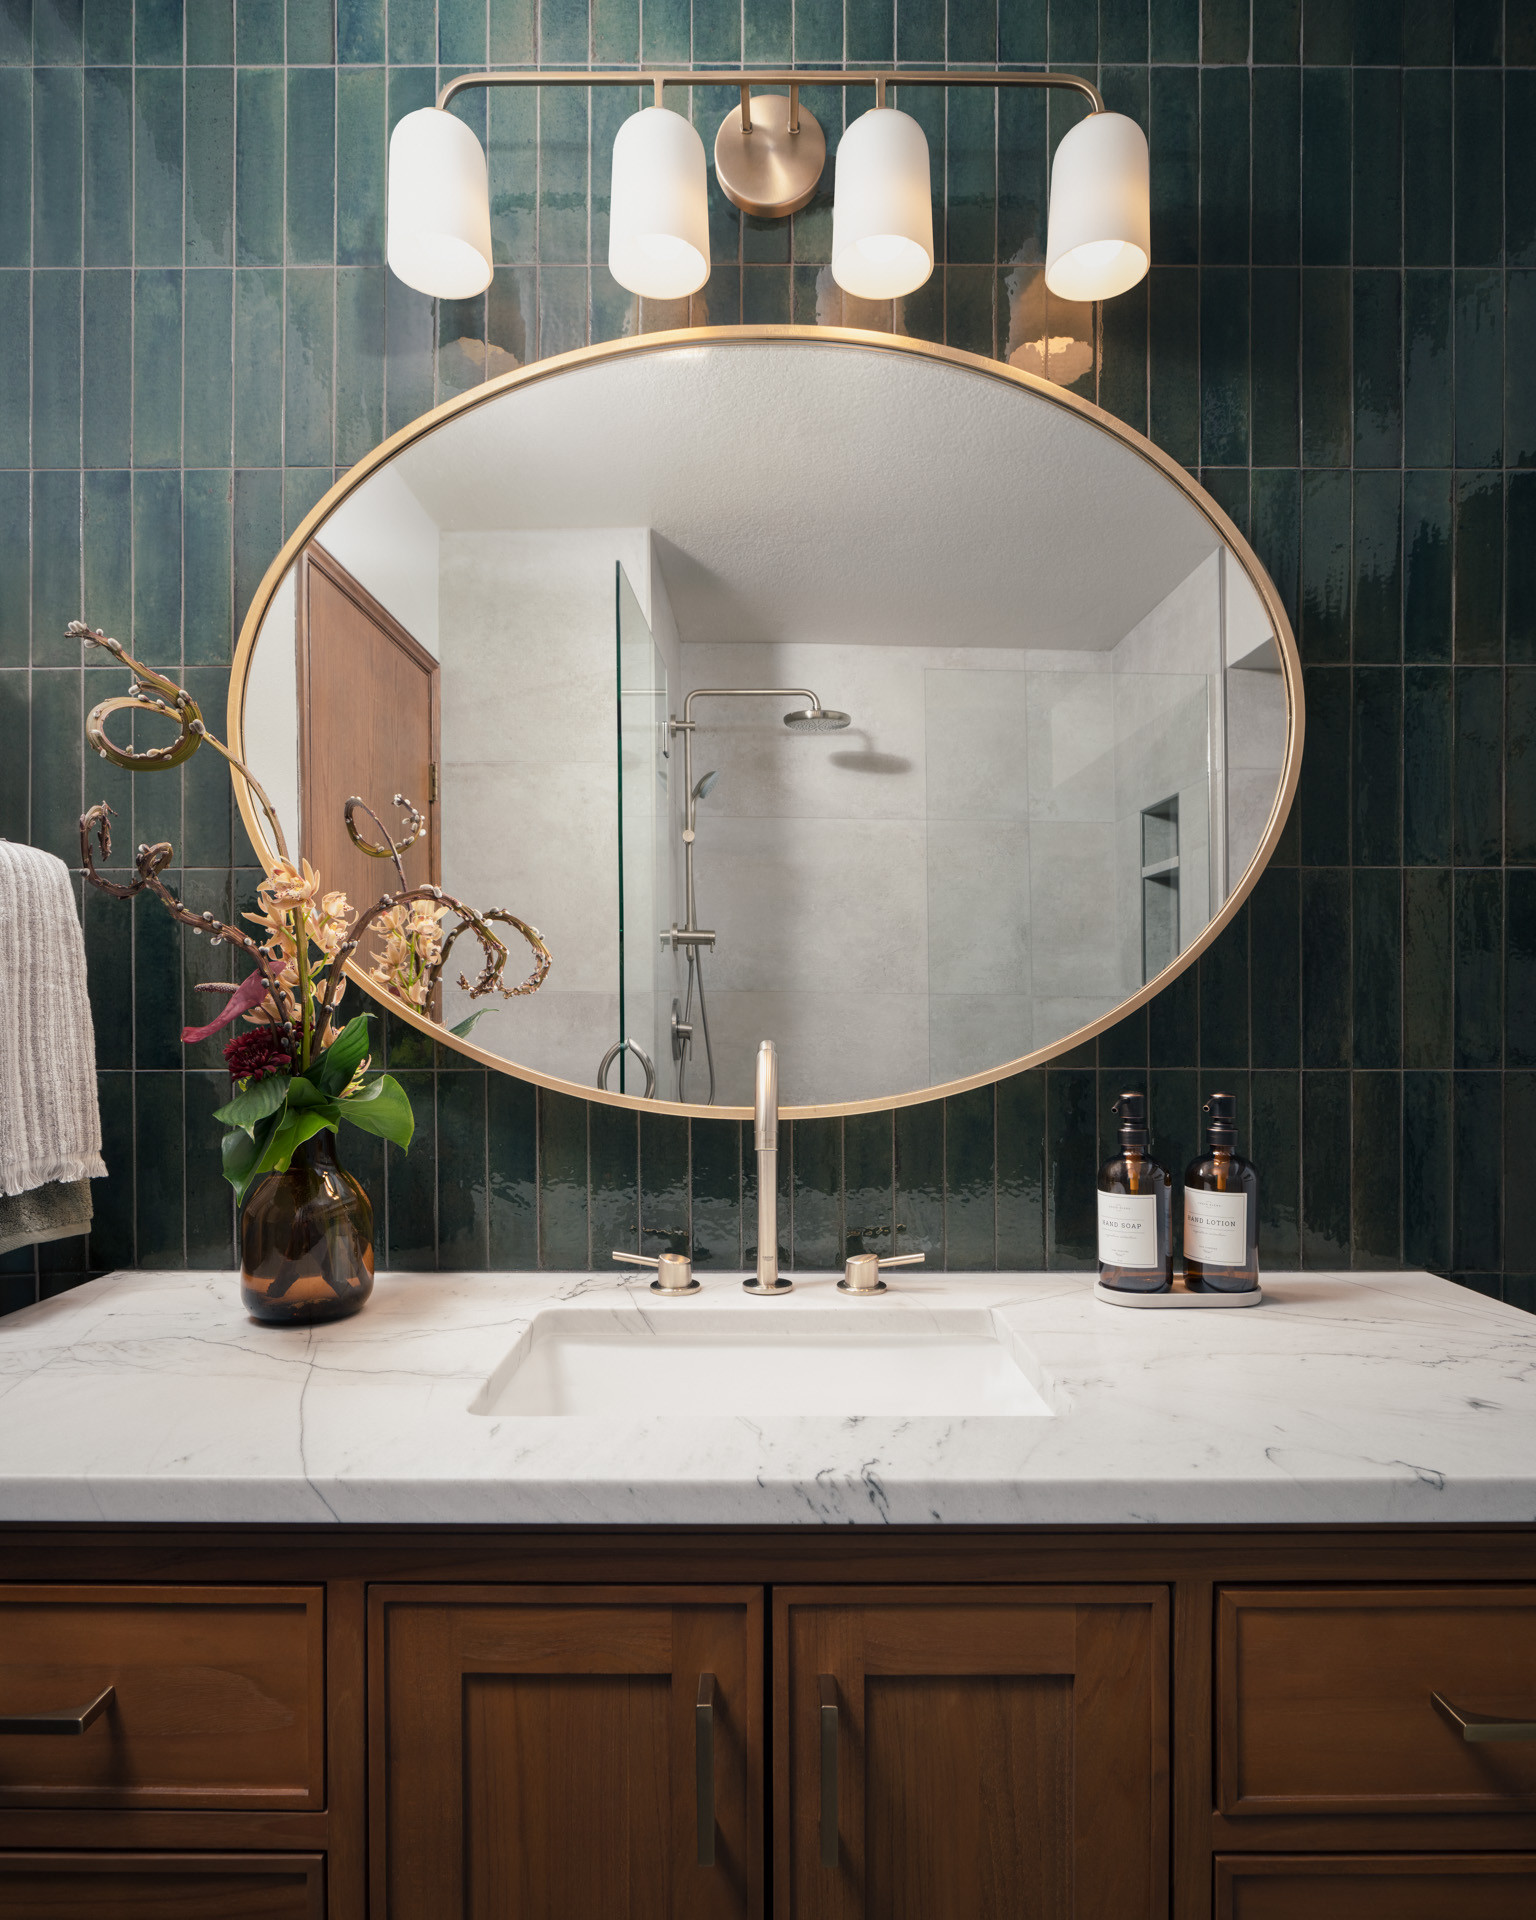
[
  {"x1": 1, "y1": 1528, "x2": 1534, "y2": 1920},
  {"x1": 776, "y1": 1586, "x2": 1166, "y2": 1919}
]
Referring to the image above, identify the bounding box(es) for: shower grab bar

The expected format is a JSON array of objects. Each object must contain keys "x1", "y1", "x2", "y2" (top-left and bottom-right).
[{"x1": 596, "y1": 1039, "x2": 656, "y2": 1099}]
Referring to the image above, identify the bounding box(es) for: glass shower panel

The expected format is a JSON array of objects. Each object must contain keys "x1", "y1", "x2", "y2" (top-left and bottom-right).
[{"x1": 615, "y1": 563, "x2": 670, "y2": 1096}]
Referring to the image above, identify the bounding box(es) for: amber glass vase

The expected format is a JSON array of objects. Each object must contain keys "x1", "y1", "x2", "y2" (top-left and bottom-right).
[{"x1": 240, "y1": 1131, "x2": 374, "y2": 1324}]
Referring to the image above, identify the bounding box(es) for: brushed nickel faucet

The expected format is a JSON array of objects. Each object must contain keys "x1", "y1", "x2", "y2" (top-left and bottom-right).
[{"x1": 743, "y1": 1040, "x2": 792, "y2": 1295}]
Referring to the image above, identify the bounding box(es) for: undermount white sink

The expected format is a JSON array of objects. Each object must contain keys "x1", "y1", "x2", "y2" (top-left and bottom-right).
[{"x1": 472, "y1": 1299, "x2": 1055, "y2": 1419}]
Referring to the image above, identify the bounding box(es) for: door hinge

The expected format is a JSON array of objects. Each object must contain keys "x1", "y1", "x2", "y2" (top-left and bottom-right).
[{"x1": 429, "y1": 761, "x2": 438, "y2": 804}]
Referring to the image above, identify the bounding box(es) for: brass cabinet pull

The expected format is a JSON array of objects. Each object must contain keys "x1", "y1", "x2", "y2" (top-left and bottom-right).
[
  {"x1": 0, "y1": 1685, "x2": 114, "y2": 1736},
  {"x1": 1432, "y1": 1691, "x2": 1536, "y2": 1742},
  {"x1": 818, "y1": 1674, "x2": 838, "y2": 1869},
  {"x1": 696, "y1": 1674, "x2": 716, "y2": 1866}
]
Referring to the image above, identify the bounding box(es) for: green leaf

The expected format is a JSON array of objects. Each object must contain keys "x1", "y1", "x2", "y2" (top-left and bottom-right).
[
  {"x1": 339, "y1": 1072, "x2": 415, "y2": 1151},
  {"x1": 449, "y1": 1007, "x2": 500, "y2": 1039},
  {"x1": 221, "y1": 1110, "x2": 279, "y2": 1208},
  {"x1": 313, "y1": 1012, "x2": 373, "y2": 1095},
  {"x1": 285, "y1": 1075, "x2": 339, "y2": 1113},
  {"x1": 213, "y1": 1072, "x2": 290, "y2": 1132},
  {"x1": 266, "y1": 1107, "x2": 338, "y2": 1174}
]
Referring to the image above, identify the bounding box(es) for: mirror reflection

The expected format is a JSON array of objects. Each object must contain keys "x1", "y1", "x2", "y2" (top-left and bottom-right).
[{"x1": 238, "y1": 336, "x2": 1292, "y2": 1111}]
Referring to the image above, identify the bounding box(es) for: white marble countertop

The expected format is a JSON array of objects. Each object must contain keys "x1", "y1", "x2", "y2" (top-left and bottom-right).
[{"x1": 0, "y1": 1266, "x2": 1532, "y2": 1527}]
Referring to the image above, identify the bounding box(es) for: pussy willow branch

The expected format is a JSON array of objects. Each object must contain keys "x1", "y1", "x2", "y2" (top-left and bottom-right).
[
  {"x1": 70, "y1": 622, "x2": 292, "y2": 860},
  {"x1": 78, "y1": 803, "x2": 288, "y2": 1005},
  {"x1": 344, "y1": 795, "x2": 424, "y2": 892}
]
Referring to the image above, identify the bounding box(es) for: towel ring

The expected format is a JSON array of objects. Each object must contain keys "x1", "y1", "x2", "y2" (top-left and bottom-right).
[{"x1": 597, "y1": 1039, "x2": 656, "y2": 1099}]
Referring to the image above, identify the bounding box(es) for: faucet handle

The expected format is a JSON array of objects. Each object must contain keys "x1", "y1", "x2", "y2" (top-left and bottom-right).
[
  {"x1": 838, "y1": 1251, "x2": 925, "y2": 1295},
  {"x1": 613, "y1": 1249, "x2": 700, "y2": 1294}
]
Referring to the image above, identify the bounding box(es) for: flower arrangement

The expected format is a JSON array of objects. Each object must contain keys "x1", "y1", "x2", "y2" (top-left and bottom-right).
[{"x1": 72, "y1": 622, "x2": 551, "y2": 1208}]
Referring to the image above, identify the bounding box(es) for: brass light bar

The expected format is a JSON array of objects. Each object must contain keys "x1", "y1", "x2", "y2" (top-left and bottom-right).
[{"x1": 436, "y1": 68, "x2": 1106, "y2": 115}]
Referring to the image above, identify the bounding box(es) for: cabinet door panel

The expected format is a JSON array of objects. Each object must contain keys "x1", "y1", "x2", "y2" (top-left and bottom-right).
[
  {"x1": 371, "y1": 1586, "x2": 761, "y2": 1920},
  {"x1": 1215, "y1": 1853, "x2": 1536, "y2": 1919},
  {"x1": 0, "y1": 1852, "x2": 324, "y2": 1919},
  {"x1": 775, "y1": 1586, "x2": 1167, "y2": 1920}
]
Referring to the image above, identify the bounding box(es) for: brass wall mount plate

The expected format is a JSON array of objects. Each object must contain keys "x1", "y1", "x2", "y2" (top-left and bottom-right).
[{"x1": 712, "y1": 93, "x2": 827, "y2": 218}]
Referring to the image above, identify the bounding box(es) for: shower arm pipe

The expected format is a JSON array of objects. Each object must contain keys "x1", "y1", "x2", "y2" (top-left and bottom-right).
[
  {"x1": 671, "y1": 687, "x2": 825, "y2": 929},
  {"x1": 436, "y1": 67, "x2": 1104, "y2": 118}
]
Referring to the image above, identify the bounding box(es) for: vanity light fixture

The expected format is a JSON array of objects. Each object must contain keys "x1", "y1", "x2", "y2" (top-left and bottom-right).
[{"x1": 386, "y1": 70, "x2": 1151, "y2": 310}]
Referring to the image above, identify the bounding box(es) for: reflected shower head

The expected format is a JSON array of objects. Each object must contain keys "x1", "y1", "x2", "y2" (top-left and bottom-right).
[
  {"x1": 783, "y1": 706, "x2": 852, "y2": 733},
  {"x1": 692, "y1": 769, "x2": 720, "y2": 801}
]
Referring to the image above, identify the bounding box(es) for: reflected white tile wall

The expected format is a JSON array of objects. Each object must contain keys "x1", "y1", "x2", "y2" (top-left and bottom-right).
[
  {"x1": 927, "y1": 819, "x2": 1031, "y2": 995},
  {"x1": 1025, "y1": 670, "x2": 1116, "y2": 821},
  {"x1": 696, "y1": 989, "x2": 929, "y2": 1106},
  {"x1": 925, "y1": 667, "x2": 1031, "y2": 820}
]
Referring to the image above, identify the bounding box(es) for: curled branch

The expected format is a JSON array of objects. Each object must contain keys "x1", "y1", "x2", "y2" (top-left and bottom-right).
[{"x1": 344, "y1": 794, "x2": 423, "y2": 891}]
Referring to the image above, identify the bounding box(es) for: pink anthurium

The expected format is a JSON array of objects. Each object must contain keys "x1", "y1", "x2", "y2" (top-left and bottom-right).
[{"x1": 180, "y1": 969, "x2": 272, "y2": 1044}]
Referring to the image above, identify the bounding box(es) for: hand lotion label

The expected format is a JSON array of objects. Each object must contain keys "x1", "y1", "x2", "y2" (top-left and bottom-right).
[
  {"x1": 1097, "y1": 1192, "x2": 1158, "y2": 1269},
  {"x1": 1183, "y1": 1188, "x2": 1248, "y2": 1267}
]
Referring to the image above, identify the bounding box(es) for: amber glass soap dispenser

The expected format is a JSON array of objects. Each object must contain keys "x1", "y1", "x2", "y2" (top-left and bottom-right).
[
  {"x1": 1097, "y1": 1091, "x2": 1173, "y2": 1292},
  {"x1": 1182, "y1": 1092, "x2": 1259, "y2": 1292}
]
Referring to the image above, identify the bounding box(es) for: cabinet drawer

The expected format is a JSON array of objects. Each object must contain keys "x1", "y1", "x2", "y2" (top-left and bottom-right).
[
  {"x1": 0, "y1": 1586, "x2": 324, "y2": 1811},
  {"x1": 1215, "y1": 1854, "x2": 1536, "y2": 1920},
  {"x1": 1217, "y1": 1587, "x2": 1536, "y2": 1816},
  {"x1": 0, "y1": 1852, "x2": 324, "y2": 1919}
]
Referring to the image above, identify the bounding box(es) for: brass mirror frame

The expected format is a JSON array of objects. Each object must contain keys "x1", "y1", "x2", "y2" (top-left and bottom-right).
[{"x1": 229, "y1": 326, "x2": 1304, "y2": 1122}]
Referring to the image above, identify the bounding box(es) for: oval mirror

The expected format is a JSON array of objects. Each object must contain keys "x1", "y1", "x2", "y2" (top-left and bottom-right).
[{"x1": 232, "y1": 330, "x2": 1301, "y2": 1118}]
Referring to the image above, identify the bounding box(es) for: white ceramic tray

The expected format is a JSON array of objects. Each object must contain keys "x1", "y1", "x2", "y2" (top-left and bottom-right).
[{"x1": 1094, "y1": 1275, "x2": 1263, "y2": 1309}]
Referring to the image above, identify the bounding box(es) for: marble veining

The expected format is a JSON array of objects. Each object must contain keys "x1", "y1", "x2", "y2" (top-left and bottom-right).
[{"x1": 0, "y1": 1269, "x2": 1532, "y2": 1527}]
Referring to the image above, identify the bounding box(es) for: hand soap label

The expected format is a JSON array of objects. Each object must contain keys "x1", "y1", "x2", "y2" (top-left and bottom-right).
[
  {"x1": 1097, "y1": 1191, "x2": 1158, "y2": 1269},
  {"x1": 1184, "y1": 1188, "x2": 1247, "y2": 1266}
]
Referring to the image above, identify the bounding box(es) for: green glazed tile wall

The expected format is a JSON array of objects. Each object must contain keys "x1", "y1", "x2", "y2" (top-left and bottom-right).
[{"x1": 3, "y1": 0, "x2": 1534, "y2": 1312}]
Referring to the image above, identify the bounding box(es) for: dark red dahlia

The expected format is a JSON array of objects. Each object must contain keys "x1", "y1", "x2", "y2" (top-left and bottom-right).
[{"x1": 223, "y1": 1027, "x2": 294, "y2": 1082}]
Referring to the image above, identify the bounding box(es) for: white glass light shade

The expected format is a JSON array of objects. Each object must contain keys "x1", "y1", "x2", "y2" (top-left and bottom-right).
[
  {"x1": 608, "y1": 108, "x2": 711, "y2": 299},
  {"x1": 831, "y1": 108, "x2": 934, "y2": 300},
  {"x1": 387, "y1": 108, "x2": 494, "y2": 299},
  {"x1": 1044, "y1": 111, "x2": 1151, "y2": 302}
]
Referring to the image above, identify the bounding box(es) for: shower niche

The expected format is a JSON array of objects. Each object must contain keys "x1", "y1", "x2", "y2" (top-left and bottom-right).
[{"x1": 235, "y1": 331, "x2": 1300, "y2": 1117}]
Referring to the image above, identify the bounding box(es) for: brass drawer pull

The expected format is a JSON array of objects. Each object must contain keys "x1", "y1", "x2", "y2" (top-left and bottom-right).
[
  {"x1": 696, "y1": 1673, "x2": 715, "y2": 1866},
  {"x1": 0, "y1": 1685, "x2": 114, "y2": 1736},
  {"x1": 819, "y1": 1674, "x2": 838, "y2": 1869},
  {"x1": 1432, "y1": 1691, "x2": 1536, "y2": 1742}
]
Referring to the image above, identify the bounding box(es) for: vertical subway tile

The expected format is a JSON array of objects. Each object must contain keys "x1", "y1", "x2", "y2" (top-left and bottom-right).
[
  {"x1": 134, "y1": 1075, "x2": 185, "y2": 1267},
  {"x1": 944, "y1": 1087, "x2": 995, "y2": 1270},
  {"x1": 1454, "y1": 272, "x2": 1503, "y2": 469},
  {"x1": 1300, "y1": 269, "x2": 1351, "y2": 467},
  {"x1": 1510, "y1": 72, "x2": 1536, "y2": 270},
  {"x1": 1301, "y1": 68, "x2": 1350, "y2": 265},
  {"x1": 1352, "y1": 271, "x2": 1400, "y2": 468},
  {"x1": 1508, "y1": 668, "x2": 1536, "y2": 865},
  {"x1": 1511, "y1": 473, "x2": 1536, "y2": 664},
  {"x1": 1148, "y1": 267, "x2": 1198, "y2": 465},
  {"x1": 791, "y1": 1118, "x2": 842, "y2": 1271},
  {"x1": 232, "y1": 466, "x2": 281, "y2": 630},
  {"x1": 1508, "y1": 274, "x2": 1536, "y2": 470},
  {"x1": 1101, "y1": 0, "x2": 1147, "y2": 61},
  {"x1": 1454, "y1": 70, "x2": 1503, "y2": 270},
  {"x1": 1352, "y1": 470, "x2": 1401, "y2": 663},
  {"x1": 895, "y1": 1101, "x2": 944, "y2": 1261},
  {"x1": 286, "y1": 67, "x2": 336, "y2": 266},
  {"x1": 1150, "y1": 0, "x2": 1197, "y2": 60},
  {"x1": 1351, "y1": 68, "x2": 1401, "y2": 267},
  {"x1": 1403, "y1": 666, "x2": 1454, "y2": 863},
  {"x1": 33, "y1": 67, "x2": 82, "y2": 270},
  {"x1": 82, "y1": 469, "x2": 130, "y2": 645},
  {"x1": 337, "y1": 0, "x2": 385, "y2": 63},
  {"x1": 1404, "y1": 867, "x2": 1453, "y2": 1067},
  {"x1": 1507, "y1": 872, "x2": 1536, "y2": 1066},
  {"x1": 1045, "y1": 1070, "x2": 1097, "y2": 1268},
  {"x1": 1454, "y1": 472, "x2": 1503, "y2": 664},
  {"x1": 1352, "y1": 867, "x2": 1401, "y2": 1068},
  {"x1": 289, "y1": 0, "x2": 336, "y2": 63},
  {"x1": 32, "y1": 470, "x2": 83, "y2": 668},
  {"x1": 1404, "y1": 1069, "x2": 1453, "y2": 1269},
  {"x1": 538, "y1": 1089, "x2": 588, "y2": 1269},
  {"x1": 133, "y1": 468, "x2": 181, "y2": 644},
  {"x1": 185, "y1": 66, "x2": 234, "y2": 268},
  {"x1": 639, "y1": 1111, "x2": 689, "y2": 1251},
  {"x1": 1199, "y1": 910, "x2": 1249, "y2": 1067},
  {"x1": 1300, "y1": 473, "x2": 1351, "y2": 661},
  {"x1": 335, "y1": 264, "x2": 385, "y2": 464},
  {"x1": 183, "y1": 268, "x2": 233, "y2": 468},
  {"x1": 385, "y1": 1070, "x2": 437, "y2": 1268},
  {"x1": 134, "y1": 68, "x2": 182, "y2": 267},
  {"x1": 33, "y1": 270, "x2": 82, "y2": 470},
  {"x1": 1302, "y1": 0, "x2": 1351, "y2": 62},
  {"x1": 1403, "y1": 470, "x2": 1453, "y2": 661},
  {"x1": 1454, "y1": 667, "x2": 1504, "y2": 864},
  {"x1": 1199, "y1": 266, "x2": 1248, "y2": 468},
  {"x1": 1454, "y1": 869, "x2": 1503, "y2": 1068},
  {"x1": 132, "y1": 269, "x2": 181, "y2": 469},
  {"x1": 1353, "y1": 666, "x2": 1402, "y2": 865},
  {"x1": 589, "y1": 1101, "x2": 639, "y2": 1262},
  {"x1": 691, "y1": 1117, "x2": 742, "y2": 1269},
  {"x1": 1251, "y1": 1069, "x2": 1301, "y2": 1265},
  {"x1": 185, "y1": 1, "x2": 233, "y2": 62},
  {"x1": 1301, "y1": 868, "x2": 1351, "y2": 1067},
  {"x1": 1252, "y1": 67, "x2": 1301, "y2": 266},
  {"x1": 996, "y1": 1071, "x2": 1045, "y2": 1269},
  {"x1": 1452, "y1": 1071, "x2": 1502, "y2": 1273},
  {"x1": 1249, "y1": 867, "x2": 1301, "y2": 1068},
  {"x1": 234, "y1": 268, "x2": 283, "y2": 466},
  {"x1": 1149, "y1": 67, "x2": 1198, "y2": 267},
  {"x1": 84, "y1": 66, "x2": 132, "y2": 266},
  {"x1": 182, "y1": 469, "x2": 232, "y2": 664},
  {"x1": 488, "y1": 1072, "x2": 537, "y2": 1269},
  {"x1": 1351, "y1": 1070, "x2": 1401, "y2": 1267},
  {"x1": 1250, "y1": 270, "x2": 1300, "y2": 467},
  {"x1": 337, "y1": 65, "x2": 387, "y2": 266},
  {"x1": 235, "y1": 67, "x2": 284, "y2": 266},
  {"x1": 82, "y1": 269, "x2": 130, "y2": 468},
  {"x1": 1301, "y1": 1070, "x2": 1351, "y2": 1266},
  {"x1": 1404, "y1": 270, "x2": 1453, "y2": 467},
  {"x1": 284, "y1": 268, "x2": 334, "y2": 468},
  {"x1": 1199, "y1": 67, "x2": 1249, "y2": 265},
  {"x1": 1403, "y1": 70, "x2": 1452, "y2": 267}
]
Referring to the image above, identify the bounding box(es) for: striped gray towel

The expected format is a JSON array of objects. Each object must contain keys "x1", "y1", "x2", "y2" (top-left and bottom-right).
[{"x1": 0, "y1": 840, "x2": 106, "y2": 1197}]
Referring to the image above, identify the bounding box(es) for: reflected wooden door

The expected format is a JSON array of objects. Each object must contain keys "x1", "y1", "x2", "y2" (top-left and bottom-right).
[
  {"x1": 776, "y1": 1586, "x2": 1167, "y2": 1920},
  {"x1": 371, "y1": 1585, "x2": 762, "y2": 1920},
  {"x1": 296, "y1": 543, "x2": 439, "y2": 921}
]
